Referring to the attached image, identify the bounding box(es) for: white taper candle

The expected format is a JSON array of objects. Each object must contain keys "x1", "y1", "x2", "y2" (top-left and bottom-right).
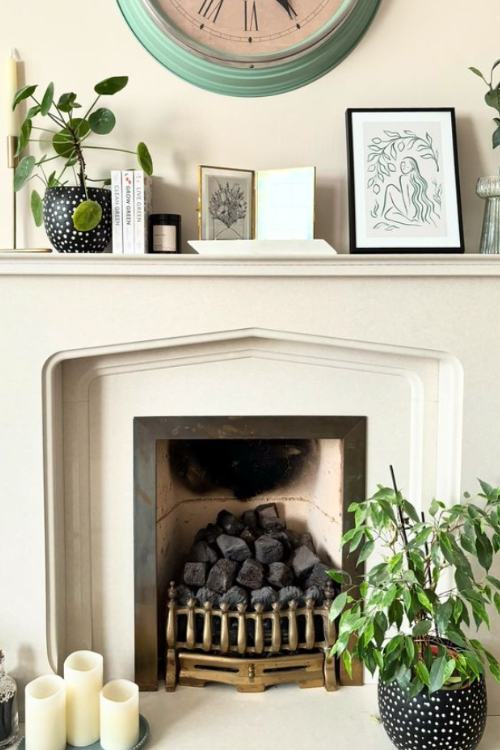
[
  {"x1": 25, "y1": 674, "x2": 66, "y2": 750},
  {"x1": 64, "y1": 650, "x2": 103, "y2": 746},
  {"x1": 100, "y1": 680, "x2": 139, "y2": 750},
  {"x1": 7, "y1": 49, "x2": 19, "y2": 137}
]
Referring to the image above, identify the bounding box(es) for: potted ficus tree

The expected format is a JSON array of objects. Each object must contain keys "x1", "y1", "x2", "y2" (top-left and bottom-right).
[
  {"x1": 329, "y1": 474, "x2": 500, "y2": 750},
  {"x1": 12, "y1": 76, "x2": 153, "y2": 252}
]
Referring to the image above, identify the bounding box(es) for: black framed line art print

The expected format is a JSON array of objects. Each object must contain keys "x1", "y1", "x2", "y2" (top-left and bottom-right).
[{"x1": 346, "y1": 108, "x2": 464, "y2": 253}]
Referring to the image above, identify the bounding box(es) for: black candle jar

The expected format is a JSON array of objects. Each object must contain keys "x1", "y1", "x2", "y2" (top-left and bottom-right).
[{"x1": 148, "y1": 214, "x2": 181, "y2": 254}]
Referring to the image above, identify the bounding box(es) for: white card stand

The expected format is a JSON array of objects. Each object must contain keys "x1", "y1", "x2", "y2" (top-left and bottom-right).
[{"x1": 187, "y1": 239, "x2": 337, "y2": 257}]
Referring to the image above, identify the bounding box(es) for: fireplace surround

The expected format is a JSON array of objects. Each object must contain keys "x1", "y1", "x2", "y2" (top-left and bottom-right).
[{"x1": 4, "y1": 253, "x2": 500, "y2": 716}]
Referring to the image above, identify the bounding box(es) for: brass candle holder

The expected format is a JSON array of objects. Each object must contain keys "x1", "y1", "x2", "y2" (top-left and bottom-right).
[
  {"x1": 7, "y1": 135, "x2": 18, "y2": 250},
  {"x1": 5, "y1": 134, "x2": 51, "y2": 253}
]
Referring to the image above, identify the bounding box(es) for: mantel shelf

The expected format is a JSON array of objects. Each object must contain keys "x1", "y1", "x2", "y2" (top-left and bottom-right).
[{"x1": 1, "y1": 251, "x2": 500, "y2": 278}]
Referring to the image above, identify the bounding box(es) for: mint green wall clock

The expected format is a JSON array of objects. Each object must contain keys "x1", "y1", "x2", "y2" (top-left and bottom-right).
[{"x1": 117, "y1": 0, "x2": 381, "y2": 97}]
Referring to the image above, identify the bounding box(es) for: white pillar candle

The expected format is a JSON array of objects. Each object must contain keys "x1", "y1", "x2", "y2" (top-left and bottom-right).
[
  {"x1": 7, "y1": 49, "x2": 19, "y2": 137},
  {"x1": 100, "y1": 680, "x2": 139, "y2": 750},
  {"x1": 64, "y1": 650, "x2": 103, "y2": 746},
  {"x1": 25, "y1": 674, "x2": 66, "y2": 750}
]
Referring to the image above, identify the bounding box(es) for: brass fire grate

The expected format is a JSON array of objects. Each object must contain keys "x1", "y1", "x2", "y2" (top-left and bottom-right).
[{"x1": 165, "y1": 581, "x2": 337, "y2": 692}]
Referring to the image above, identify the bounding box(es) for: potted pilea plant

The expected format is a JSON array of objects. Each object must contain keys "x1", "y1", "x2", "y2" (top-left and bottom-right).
[
  {"x1": 12, "y1": 77, "x2": 153, "y2": 253},
  {"x1": 329, "y1": 475, "x2": 500, "y2": 750},
  {"x1": 469, "y1": 59, "x2": 500, "y2": 253}
]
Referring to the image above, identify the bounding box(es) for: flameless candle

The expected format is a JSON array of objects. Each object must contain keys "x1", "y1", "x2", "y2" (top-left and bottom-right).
[
  {"x1": 25, "y1": 674, "x2": 66, "y2": 750},
  {"x1": 7, "y1": 49, "x2": 19, "y2": 137},
  {"x1": 100, "y1": 680, "x2": 139, "y2": 750},
  {"x1": 64, "y1": 650, "x2": 103, "y2": 746}
]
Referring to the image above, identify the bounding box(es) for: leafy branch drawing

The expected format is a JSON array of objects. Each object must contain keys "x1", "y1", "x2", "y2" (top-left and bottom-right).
[
  {"x1": 367, "y1": 130, "x2": 439, "y2": 195},
  {"x1": 209, "y1": 181, "x2": 247, "y2": 238}
]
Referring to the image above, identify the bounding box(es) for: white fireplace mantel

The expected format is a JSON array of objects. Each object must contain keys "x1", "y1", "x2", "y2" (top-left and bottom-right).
[
  {"x1": 2, "y1": 251, "x2": 500, "y2": 730},
  {"x1": 2, "y1": 251, "x2": 500, "y2": 277}
]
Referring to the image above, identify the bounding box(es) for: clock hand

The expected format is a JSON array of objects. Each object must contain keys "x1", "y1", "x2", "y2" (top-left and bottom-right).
[{"x1": 275, "y1": 0, "x2": 297, "y2": 19}]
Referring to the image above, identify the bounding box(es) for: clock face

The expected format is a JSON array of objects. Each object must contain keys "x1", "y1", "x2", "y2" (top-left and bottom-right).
[
  {"x1": 118, "y1": 0, "x2": 380, "y2": 96},
  {"x1": 145, "y1": 0, "x2": 357, "y2": 67}
]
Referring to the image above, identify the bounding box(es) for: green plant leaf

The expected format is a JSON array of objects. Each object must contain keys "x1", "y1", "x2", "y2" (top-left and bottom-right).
[
  {"x1": 327, "y1": 570, "x2": 348, "y2": 584},
  {"x1": 137, "y1": 142, "x2": 153, "y2": 176},
  {"x1": 72, "y1": 199, "x2": 102, "y2": 231},
  {"x1": 412, "y1": 619, "x2": 432, "y2": 637},
  {"x1": 357, "y1": 540, "x2": 375, "y2": 564},
  {"x1": 436, "y1": 599, "x2": 454, "y2": 634},
  {"x1": 342, "y1": 649, "x2": 353, "y2": 679},
  {"x1": 16, "y1": 118, "x2": 32, "y2": 156},
  {"x1": 417, "y1": 589, "x2": 433, "y2": 612},
  {"x1": 30, "y1": 189, "x2": 43, "y2": 227},
  {"x1": 429, "y1": 654, "x2": 447, "y2": 694},
  {"x1": 493, "y1": 125, "x2": 500, "y2": 149},
  {"x1": 88, "y1": 107, "x2": 116, "y2": 135},
  {"x1": 14, "y1": 155, "x2": 36, "y2": 191},
  {"x1": 53, "y1": 118, "x2": 90, "y2": 158},
  {"x1": 13, "y1": 84, "x2": 37, "y2": 110},
  {"x1": 408, "y1": 677, "x2": 424, "y2": 699},
  {"x1": 469, "y1": 66, "x2": 488, "y2": 83},
  {"x1": 401, "y1": 498, "x2": 420, "y2": 524},
  {"x1": 443, "y1": 658, "x2": 457, "y2": 685},
  {"x1": 485, "y1": 650, "x2": 500, "y2": 682},
  {"x1": 415, "y1": 660, "x2": 430, "y2": 687},
  {"x1": 485, "y1": 88, "x2": 500, "y2": 112},
  {"x1": 40, "y1": 82, "x2": 54, "y2": 116},
  {"x1": 57, "y1": 92, "x2": 80, "y2": 112},
  {"x1": 475, "y1": 530, "x2": 493, "y2": 570},
  {"x1": 47, "y1": 171, "x2": 59, "y2": 188},
  {"x1": 94, "y1": 76, "x2": 129, "y2": 95},
  {"x1": 26, "y1": 104, "x2": 41, "y2": 119},
  {"x1": 404, "y1": 636, "x2": 415, "y2": 662},
  {"x1": 329, "y1": 591, "x2": 348, "y2": 622}
]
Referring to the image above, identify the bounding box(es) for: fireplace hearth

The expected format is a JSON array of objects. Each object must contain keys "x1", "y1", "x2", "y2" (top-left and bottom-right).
[{"x1": 133, "y1": 416, "x2": 366, "y2": 690}]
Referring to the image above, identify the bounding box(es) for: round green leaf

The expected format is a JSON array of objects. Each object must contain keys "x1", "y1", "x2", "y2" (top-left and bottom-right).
[
  {"x1": 88, "y1": 107, "x2": 116, "y2": 135},
  {"x1": 94, "y1": 76, "x2": 128, "y2": 95},
  {"x1": 40, "y1": 82, "x2": 54, "y2": 116},
  {"x1": 73, "y1": 199, "x2": 102, "y2": 231},
  {"x1": 52, "y1": 118, "x2": 90, "y2": 157},
  {"x1": 137, "y1": 142, "x2": 153, "y2": 176},
  {"x1": 13, "y1": 84, "x2": 37, "y2": 110},
  {"x1": 30, "y1": 189, "x2": 43, "y2": 227},
  {"x1": 14, "y1": 155, "x2": 36, "y2": 191}
]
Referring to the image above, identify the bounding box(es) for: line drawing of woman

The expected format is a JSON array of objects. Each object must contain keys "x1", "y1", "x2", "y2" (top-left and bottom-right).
[{"x1": 381, "y1": 157, "x2": 439, "y2": 226}]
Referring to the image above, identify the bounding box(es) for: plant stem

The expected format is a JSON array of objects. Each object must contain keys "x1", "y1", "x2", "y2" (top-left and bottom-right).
[
  {"x1": 81, "y1": 145, "x2": 135, "y2": 154},
  {"x1": 82, "y1": 94, "x2": 100, "y2": 121},
  {"x1": 30, "y1": 96, "x2": 65, "y2": 129}
]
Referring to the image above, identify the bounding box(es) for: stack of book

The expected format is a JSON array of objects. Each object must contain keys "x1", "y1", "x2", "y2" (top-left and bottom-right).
[{"x1": 111, "y1": 170, "x2": 152, "y2": 254}]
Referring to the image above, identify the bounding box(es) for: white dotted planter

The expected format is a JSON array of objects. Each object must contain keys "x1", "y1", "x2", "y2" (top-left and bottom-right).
[
  {"x1": 378, "y1": 678, "x2": 487, "y2": 750},
  {"x1": 43, "y1": 187, "x2": 112, "y2": 253}
]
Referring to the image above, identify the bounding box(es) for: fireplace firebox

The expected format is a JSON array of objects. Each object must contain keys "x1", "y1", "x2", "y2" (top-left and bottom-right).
[{"x1": 133, "y1": 416, "x2": 366, "y2": 691}]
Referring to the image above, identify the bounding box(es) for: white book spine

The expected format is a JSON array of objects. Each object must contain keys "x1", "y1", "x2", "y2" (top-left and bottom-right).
[
  {"x1": 122, "y1": 170, "x2": 135, "y2": 254},
  {"x1": 133, "y1": 171, "x2": 152, "y2": 254},
  {"x1": 111, "y1": 170, "x2": 123, "y2": 254}
]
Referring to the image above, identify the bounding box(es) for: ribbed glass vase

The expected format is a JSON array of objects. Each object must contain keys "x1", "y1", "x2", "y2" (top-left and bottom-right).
[{"x1": 477, "y1": 176, "x2": 500, "y2": 254}]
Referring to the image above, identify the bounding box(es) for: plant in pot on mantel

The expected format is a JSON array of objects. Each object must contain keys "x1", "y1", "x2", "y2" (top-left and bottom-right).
[
  {"x1": 328, "y1": 477, "x2": 500, "y2": 750},
  {"x1": 12, "y1": 77, "x2": 153, "y2": 252}
]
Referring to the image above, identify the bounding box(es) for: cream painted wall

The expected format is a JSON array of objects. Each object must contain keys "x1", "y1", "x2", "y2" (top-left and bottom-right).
[{"x1": 1, "y1": 0, "x2": 499, "y2": 252}]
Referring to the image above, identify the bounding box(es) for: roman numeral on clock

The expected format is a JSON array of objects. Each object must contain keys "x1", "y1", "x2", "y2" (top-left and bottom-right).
[
  {"x1": 198, "y1": 0, "x2": 224, "y2": 23},
  {"x1": 243, "y1": 1, "x2": 259, "y2": 32}
]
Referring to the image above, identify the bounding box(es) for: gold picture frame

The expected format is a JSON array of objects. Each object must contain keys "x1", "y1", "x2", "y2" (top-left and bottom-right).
[{"x1": 198, "y1": 165, "x2": 255, "y2": 241}]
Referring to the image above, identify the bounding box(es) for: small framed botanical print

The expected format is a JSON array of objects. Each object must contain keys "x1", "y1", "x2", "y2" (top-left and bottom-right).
[
  {"x1": 346, "y1": 109, "x2": 464, "y2": 253},
  {"x1": 199, "y1": 166, "x2": 254, "y2": 240}
]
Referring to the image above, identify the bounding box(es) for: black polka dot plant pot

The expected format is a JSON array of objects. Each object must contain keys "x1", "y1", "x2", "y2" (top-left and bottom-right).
[
  {"x1": 378, "y1": 677, "x2": 487, "y2": 750},
  {"x1": 43, "y1": 186, "x2": 112, "y2": 253}
]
